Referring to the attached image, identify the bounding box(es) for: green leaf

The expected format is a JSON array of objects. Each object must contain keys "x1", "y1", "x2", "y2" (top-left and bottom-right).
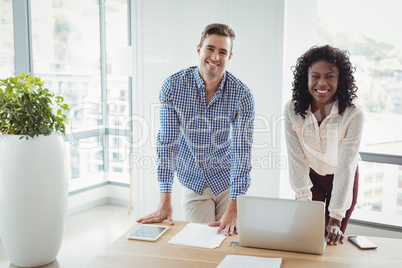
[
  {"x1": 5, "y1": 93, "x2": 15, "y2": 99},
  {"x1": 0, "y1": 73, "x2": 69, "y2": 139}
]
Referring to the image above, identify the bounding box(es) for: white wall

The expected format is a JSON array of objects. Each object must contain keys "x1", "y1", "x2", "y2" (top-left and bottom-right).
[
  {"x1": 131, "y1": 0, "x2": 288, "y2": 221},
  {"x1": 280, "y1": 0, "x2": 318, "y2": 198}
]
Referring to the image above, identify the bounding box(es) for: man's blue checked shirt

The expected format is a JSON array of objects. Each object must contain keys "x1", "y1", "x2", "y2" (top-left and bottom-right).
[{"x1": 157, "y1": 66, "x2": 255, "y2": 200}]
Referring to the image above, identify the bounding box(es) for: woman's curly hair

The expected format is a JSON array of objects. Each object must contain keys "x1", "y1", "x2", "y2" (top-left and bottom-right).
[{"x1": 291, "y1": 45, "x2": 358, "y2": 118}]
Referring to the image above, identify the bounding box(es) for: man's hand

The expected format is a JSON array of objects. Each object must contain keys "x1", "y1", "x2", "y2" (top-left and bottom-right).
[
  {"x1": 326, "y1": 217, "x2": 344, "y2": 245},
  {"x1": 136, "y1": 193, "x2": 174, "y2": 225},
  {"x1": 208, "y1": 200, "x2": 238, "y2": 236}
]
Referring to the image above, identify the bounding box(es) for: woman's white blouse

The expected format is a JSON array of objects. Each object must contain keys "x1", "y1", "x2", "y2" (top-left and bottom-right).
[{"x1": 284, "y1": 100, "x2": 365, "y2": 221}]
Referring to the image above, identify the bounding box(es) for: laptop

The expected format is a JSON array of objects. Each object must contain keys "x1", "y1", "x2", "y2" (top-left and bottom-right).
[{"x1": 237, "y1": 195, "x2": 326, "y2": 255}]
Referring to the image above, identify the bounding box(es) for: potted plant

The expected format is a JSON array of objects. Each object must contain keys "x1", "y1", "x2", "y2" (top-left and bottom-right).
[{"x1": 0, "y1": 73, "x2": 69, "y2": 267}]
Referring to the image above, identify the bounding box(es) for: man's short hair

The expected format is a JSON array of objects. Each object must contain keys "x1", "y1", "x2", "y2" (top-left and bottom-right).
[{"x1": 199, "y1": 23, "x2": 235, "y2": 53}]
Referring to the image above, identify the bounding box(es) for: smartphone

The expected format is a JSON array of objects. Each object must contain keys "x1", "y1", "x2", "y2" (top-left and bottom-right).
[
  {"x1": 127, "y1": 225, "x2": 169, "y2": 241},
  {"x1": 348, "y1": 236, "x2": 377, "y2": 249}
]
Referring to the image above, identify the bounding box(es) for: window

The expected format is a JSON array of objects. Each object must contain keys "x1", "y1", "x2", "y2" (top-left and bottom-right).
[
  {"x1": 31, "y1": 0, "x2": 102, "y2": 131},
  {"x1": 26, "y1": 0, "x2": 131, "y2": 183},
  {"x1": 65, "y1": 137, "x2": 104, "y2": 179},
  {"x1": 375, "y1": 174, "x2": 384, "y2": 182},
  {"x1": 397, "y1": 193, "x2": 402, "y2": 206},
  {"x1": 0, "y1": 0, "x2": 14, "y2": 76},
  {"x1": 109, "y1": 135, "x2": 130, "y2": 174},
  {"x1": 30, "y1": 0, "x2": 103, "y2": 182},
  {"x1": 105, "y1": 0, "x2": 131, "y2": 175},
  {"x1": 317, "y1": 0, "x2": 402, "y2": 224},
  {"x1": 365, "y1": 176, "x2": 373, "y2": 184},
  {"x1": 317, "y1": 0, "x2": 402, "y2": 157},
  {"x1": 357, "y1": 161, "x2": 402, "y2": 220}
]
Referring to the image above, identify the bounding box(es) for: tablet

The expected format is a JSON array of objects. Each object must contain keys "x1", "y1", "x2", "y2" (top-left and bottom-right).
[{"x1": 127, "y1": 225, "x2": 169, "y2": 241}]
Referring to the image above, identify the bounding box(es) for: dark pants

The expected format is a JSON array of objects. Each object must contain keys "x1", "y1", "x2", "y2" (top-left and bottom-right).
[{"x1": 309, "y1": 166, "x2": 359, "y2": 234}]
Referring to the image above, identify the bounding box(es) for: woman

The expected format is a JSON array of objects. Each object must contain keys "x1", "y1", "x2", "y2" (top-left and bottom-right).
[{"x1": 284, "y1": 45, "x2": 364, "y2": 245}]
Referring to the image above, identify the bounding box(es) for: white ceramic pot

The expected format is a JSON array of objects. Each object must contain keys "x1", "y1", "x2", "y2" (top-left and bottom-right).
[{"x1": 0, "y1": 133, "x2": 68, "y2": 267}]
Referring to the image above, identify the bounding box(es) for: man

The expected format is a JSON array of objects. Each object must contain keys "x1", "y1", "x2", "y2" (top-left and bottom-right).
[{"x1": 137, "y1": 23, "x2": 255, "y2": 236}]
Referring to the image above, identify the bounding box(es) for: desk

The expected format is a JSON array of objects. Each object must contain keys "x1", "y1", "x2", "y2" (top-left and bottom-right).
[{"x1": 88, "y1": 221, "x2": 402, "y2": 268}]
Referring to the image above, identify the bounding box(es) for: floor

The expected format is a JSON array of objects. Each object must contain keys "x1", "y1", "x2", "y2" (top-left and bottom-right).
[{"x1": 0, "y1": 205, "x2": 136, "y2": 268}]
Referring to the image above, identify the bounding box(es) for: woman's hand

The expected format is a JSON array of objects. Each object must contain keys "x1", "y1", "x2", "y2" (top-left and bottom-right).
[{"x1": 326, "y1": 217, "x2": 344, "y2": 245}]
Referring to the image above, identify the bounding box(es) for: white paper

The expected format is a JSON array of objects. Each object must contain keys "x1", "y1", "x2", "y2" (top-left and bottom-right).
[
  {"x1": 168, "y1": 222, "x2": 226, "y2": 249},
  {"x1": 217, "y1": 255, "x2": 282, "y2": 268}
]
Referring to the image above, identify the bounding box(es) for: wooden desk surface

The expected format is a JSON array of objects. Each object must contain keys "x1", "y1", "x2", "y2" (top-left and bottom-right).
[{"x1": 88, "y1": 221, "x2": 402, "y2": 268}]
